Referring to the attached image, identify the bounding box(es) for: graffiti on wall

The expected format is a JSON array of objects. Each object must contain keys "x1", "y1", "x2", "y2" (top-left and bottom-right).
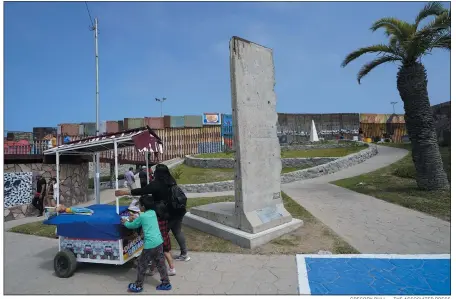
[
  {"x1": 359, "y1": 113, "x2": 405, "y2": 124},
  {"x1": 359, "y1": 113, "x2": 407, "y2": 143},
  {"x1": 277, "y1": 113, "x2": 360, "y2": 141},
  {"x1": 4, "y1": 172, "x2": 33, "y2": 208}
]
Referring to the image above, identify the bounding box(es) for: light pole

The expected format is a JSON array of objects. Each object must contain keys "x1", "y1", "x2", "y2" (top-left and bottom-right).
[
  {"x1": 90, "y1": 17, "x2": 101, "y2": 204},
  {"x1": 390, "y1": 101, "x2": 398, "y2": 114},
  {"x1": 155, "y1": 97, "x2": 167, "y2": 116}
]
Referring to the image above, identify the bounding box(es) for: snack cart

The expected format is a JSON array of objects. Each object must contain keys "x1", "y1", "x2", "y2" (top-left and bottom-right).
[{"x1": 43, "y1": 126, "x2": 163, "y2": 278}]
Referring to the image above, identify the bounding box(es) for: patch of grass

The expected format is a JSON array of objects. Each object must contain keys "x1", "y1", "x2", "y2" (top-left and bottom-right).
[
  {"x1": 281, "y1": 146, "x2": 367, "y2": 158},
  {"x1": 196, "y1": 145, "x2": 367, "y2": 159},
  {"x1": 174, "y1": 164, "x2": 309, "y2": 184},
  {"x1": 9, "y1": 221, "x2": 57, "y2": 238},
  {"x1": 196, "y1": 152, "x2": 234, "y2": 159},
  {"x1": 381, "y1": 144, "x2": 451, "y2": 182},
  {"x1": 108, "y1": 197, "x2": 132, "y2": 206},
  {"x1": 332, "y1": 146, "x2": 451, "y2": 222},
  {"x1": 9, "y1": 193, "x2": 357, "y2": 255}
]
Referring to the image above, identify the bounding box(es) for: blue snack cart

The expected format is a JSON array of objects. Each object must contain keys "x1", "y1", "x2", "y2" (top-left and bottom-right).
[{"x1": 43, "y1": 127, "x2": 163, "y2": 278}]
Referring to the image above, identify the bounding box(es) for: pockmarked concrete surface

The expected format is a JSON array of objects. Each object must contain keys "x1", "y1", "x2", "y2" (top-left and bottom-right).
[{"x1": 4, "y1": 232, "x2": 298, "y2": 295}]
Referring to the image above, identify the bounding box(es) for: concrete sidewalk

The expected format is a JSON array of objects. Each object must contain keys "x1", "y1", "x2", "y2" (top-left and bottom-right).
[
  {"x1": 4, "y1": 232, "x2": 298, "y2": 295},
  {"x1": 282, "y1": 145, "x2": 450, "y2": 254}
]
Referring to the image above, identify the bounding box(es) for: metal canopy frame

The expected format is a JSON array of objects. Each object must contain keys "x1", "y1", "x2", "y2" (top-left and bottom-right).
[{"x1": 43, "y1": 127, "x2": 162, "y2": 214}]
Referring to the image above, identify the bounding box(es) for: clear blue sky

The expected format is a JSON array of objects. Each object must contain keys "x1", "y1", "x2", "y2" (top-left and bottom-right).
[{"x1": 4, "y1": 1, "x2": 451, "y2": 132}]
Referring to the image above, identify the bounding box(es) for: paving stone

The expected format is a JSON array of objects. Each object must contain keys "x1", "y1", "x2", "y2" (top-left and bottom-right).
[
  {"x1": 256, "y1": 282, "x2": 279, "y2": 295},
  {"x1": 226, "y1": 280, "x2": 258, "y2": 295},
  {"x1": 282, "y1": 145, "x2": 450, "y2": 254},
  {"x1": 196, "y1": 269, "x2": 222, "y2": 286}
]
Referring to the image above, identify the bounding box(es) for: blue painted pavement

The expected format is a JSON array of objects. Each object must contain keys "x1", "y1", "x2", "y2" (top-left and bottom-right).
[{"x1": 296, "y1": 254, "x2": 450, "y2": 295}]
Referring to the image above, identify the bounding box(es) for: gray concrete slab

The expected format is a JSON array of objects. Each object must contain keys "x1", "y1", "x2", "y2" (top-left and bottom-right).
[
  {"x1": 184, "y1": 211, "x2": 303, "y2": 248},
  {"x1": 282, "y1": 145, "x2": 451, "y2": 254},
  {"x1": 229, "y1": 37, "x2": 292, "y2": 234},
  {"x1": 4, "y1": 232, "x2": 298, "y2": 295}
]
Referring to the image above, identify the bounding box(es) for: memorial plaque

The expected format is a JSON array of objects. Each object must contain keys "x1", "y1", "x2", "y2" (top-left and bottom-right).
[{"x1": 256, "y1": 206, "x2": 283, "y2": 224}]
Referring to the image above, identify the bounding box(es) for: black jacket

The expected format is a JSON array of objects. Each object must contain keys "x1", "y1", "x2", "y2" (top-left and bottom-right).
[
  {"x1": 138, "y1": 170, "x2": 147, "y2": 182},
  {"x1": 131, "y1": 180, "x2": 186, "y2": 219}
]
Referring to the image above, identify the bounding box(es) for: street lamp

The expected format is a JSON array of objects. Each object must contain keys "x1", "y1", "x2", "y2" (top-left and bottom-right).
[
  {"x1": 390, "y1": 101, "x2": 398, "y2": 114},
  {"x1": 155, "y1": 97, "x2": 167, "y2": 117}
]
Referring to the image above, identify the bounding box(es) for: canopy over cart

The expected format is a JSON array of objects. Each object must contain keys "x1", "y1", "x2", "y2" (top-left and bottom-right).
[
  {"x1": 42, "y1": 126, "x2": 163, "y2": 278},
  {"x1": 44, "y1": 126, "x2": 163, "y2": 211}
]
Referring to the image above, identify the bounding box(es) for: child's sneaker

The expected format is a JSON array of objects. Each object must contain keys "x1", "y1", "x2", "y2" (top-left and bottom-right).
[
  {"x1": 128, "y1": 283, "x2": 143, "y2": 293},
  {"x1": 156, "y1": 283, "x2": 172, "y2": 291},
  {"x1": 168, "y1": 268, "x2": 176, "y2": 276},
  {"x1": 174, "y1": 254, "x2": 191, "y2": 262}
]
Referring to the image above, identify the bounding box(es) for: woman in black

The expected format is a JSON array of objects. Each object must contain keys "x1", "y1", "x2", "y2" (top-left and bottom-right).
[{"x1": 115, "y1": 164, "x2": 190, "y2": 261}]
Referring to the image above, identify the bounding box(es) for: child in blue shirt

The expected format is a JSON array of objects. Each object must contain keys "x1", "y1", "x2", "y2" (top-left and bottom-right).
[{"x1": 122, "y1": 197, "x2": 172, "y2": 292}]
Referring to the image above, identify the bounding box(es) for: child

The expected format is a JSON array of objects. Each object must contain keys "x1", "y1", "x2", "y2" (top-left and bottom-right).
[
  {"x1": 146, "y1": 201, "x2": 176, "y2": 276},
  {"x1": 121, "y1": 197, "x2": 172, "y2": 293}
]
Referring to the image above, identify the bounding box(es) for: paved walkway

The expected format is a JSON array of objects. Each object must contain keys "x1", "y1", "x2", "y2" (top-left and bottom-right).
[
  {"x1": 282, "y1": 145, "x2": 451, "y2": 254},
  {"x1": 4, "y1": 232, "x2": 297, "y2": 295},
  {"x1": 4, "y1": 145, "x2": 451, "y2": 295}
]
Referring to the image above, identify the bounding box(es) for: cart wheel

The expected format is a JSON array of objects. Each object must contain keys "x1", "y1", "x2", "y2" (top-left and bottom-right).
[{"x1": 54, "y1": 249, "x2": 77, "y2": 278}]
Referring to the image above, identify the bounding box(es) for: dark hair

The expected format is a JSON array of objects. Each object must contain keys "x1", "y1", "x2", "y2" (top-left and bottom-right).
[
  {"x1": 153, "y1": 164, "x2": 176, "y2": 186},
  {"x1": 139, "y1": 196, "x2": 154, "y2": 211},
  {"x1": 154, "y1": 201, "x2": 170, "y2": 220},
  {"x1": 129, "y1": 167, "x2": 134, "y2": 171}
]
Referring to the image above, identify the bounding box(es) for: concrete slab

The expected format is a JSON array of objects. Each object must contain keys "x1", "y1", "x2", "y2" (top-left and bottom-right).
[
  {"x1": 183, "y1": 212, "x2": 303, "y2": 249},
  {"x1": 229, "y1": 36, "x2": 293, "y2": 234}
]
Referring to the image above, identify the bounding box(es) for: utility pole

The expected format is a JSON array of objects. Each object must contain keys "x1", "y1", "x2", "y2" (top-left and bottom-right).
[
  {"x1": 91, "y1": 17, "x2": 101, "y2": 204},
  {"x1": 390, "y1": 101, "x2": 398, "y2": 114},
  {"x1": 155, "y1": 97, "x2": 167, "y2": 116}
]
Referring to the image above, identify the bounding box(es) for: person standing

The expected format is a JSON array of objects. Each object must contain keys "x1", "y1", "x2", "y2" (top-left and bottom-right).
[
  {"x1": 124, "y1": 167, "x2": 136, "y2": 192},
  {"x1": 115, "y1": 164, "x2": 190, "y2": 262},
  {"x1": 32, "y1": 174, "x2": 47, "y2": 217},
  {"x1": 139, "y1": 166, "x2": 148, "y2": 188},
  {"x1": 45, "y1": 178, "x2": 57, "y2": 207}
]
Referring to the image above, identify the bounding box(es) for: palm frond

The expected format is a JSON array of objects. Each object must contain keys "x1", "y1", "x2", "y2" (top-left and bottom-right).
[
  {"x1": 417, "y1": 10, "x2": 451, "y2": 35},
  {"x1": 370, "y1": 18, "x2": 416, "y2": 41},
  {"x1": 406, "y1": 10, "x2": 451, "y2": 60},
  {"x1": 341, "y1": 44, "x2": 400, "y2": 68},
  {"x1": 415, "y1": 2, "x2": 446, "y2": 27},
  {"x1": 429, "y1": 33, "x2": 451, "y2": 50},
  {"x1": 357, "y1": 56, "x2": 401, "y2": 84}
]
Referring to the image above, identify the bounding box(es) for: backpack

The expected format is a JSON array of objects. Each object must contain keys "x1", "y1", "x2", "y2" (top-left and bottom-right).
[{"x1": 168, "y1": 185, "x2": 187, "y2": 210}]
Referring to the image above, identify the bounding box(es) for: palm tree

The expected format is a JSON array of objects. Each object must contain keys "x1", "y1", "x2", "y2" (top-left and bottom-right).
[{"x1": 342, "y1": 2, "x2": 450, "y2": 190}]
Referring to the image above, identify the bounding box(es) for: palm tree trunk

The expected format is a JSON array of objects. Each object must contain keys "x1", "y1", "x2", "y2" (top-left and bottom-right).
[{"x1": 397, "y1": 62, "x2": 449, "y2": 190}]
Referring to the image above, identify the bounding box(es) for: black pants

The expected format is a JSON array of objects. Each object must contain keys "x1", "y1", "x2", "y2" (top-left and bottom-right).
[
  {"x1": 136, "y1": 244, "x2": 169, "y2": 287},
  {"x1": 32, "y1": 196, "x2": 44, "y2": 213},
  {"x1": 140, "y1": 181, "x2": 147, "y2": 188},
  {"x1": 168, "y1": 216, "x2": 187, "y2": 255}
]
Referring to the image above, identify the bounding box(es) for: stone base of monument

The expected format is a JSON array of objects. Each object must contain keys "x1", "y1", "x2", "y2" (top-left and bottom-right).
[{"x1": 183, "y1": 202, "x2": 304, "y2": 249}]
